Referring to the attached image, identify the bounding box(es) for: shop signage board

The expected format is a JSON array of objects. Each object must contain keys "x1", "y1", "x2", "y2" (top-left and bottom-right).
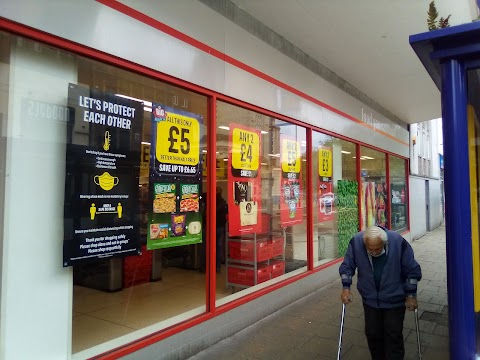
[
  {"x1": 317, "y1": 146, "x2": 334, "y2": 222},
  {"x1": 228, "y1": 123, "x2": 262, "y2": 236},
  {"x1": 280, "y1": 136, "x2": 303, "y2": 226},
  {"x1": 63, "y1": 84, "x2": 143, "y2": 266},
  {"x1": 147, "y1": 104, "x2": 203, "y2": 249}
]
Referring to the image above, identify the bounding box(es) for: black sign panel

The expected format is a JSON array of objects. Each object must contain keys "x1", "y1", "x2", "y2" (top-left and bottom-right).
[{"x1": 63, "y1": 83, "x2": 143, "y2": 266}]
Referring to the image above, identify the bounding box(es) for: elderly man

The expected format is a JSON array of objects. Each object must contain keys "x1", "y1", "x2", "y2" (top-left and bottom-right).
[{"x1": 339, "y1": 226, "x2": 422, "y2": 360}]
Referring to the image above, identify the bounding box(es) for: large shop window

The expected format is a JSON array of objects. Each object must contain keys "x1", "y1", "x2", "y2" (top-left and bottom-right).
[
  {"x1": 389, "y1": 156, "x2": 408, "y2": 232},
  {"x1": 360, "y1": 147, "x2": 387, "y2": 230},
  {"x1": 215, "y1": 101, "x2": 308, "y2": 303},
  {"x1": 0, "y1": 32, "x2": 213, "y2": 356},
  {"x1": 70, "y1": 58, "x2": 209, "y2": 354},
  {"x1": 312, "y1": 132, "x2": 358, "y2": 262}
]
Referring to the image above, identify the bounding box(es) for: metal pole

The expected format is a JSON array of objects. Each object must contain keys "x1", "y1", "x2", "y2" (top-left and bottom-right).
[
  {"x1": 414, "y1": 309, "x2": 422, "y2": 360},
  {"x1": 337, "y1": 303, "x2": 346, "y2": 360}
]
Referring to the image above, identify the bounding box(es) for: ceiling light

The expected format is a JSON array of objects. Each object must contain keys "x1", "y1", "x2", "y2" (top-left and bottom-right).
[
  {"x1": 218, "y1": 126, "x2": 230, "y2": 131},
  {"x1": 115, "y1": 94, "x2": 152, "y2": 107},
  {"x1": 261, "y1": 131, "x2": 268, "y2": 134},
  {"x1": 341, "y1": 151, "x2": 351, "y2": 154},
  {"x1": 141, "y1": 142, "x2": 151, "y2": 145}
]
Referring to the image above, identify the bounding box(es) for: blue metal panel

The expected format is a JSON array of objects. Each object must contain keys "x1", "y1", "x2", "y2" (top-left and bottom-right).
[{"x1": 442, "y1": 59, "x2": 476, "y2": 360}]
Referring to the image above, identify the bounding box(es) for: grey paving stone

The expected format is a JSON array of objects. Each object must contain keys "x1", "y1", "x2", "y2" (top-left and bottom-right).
[
  {"x1": 418, "y1": 283, "x2": 441, "y2": 293},
  {"x1": 299, "y1": 336, "x2": 342, "y2": 357},
  {"x1": 417, "y1": 289, "x2": 436, "y2": 302},
  {"x1": 429, "y1": 293, "x2": 449, "y2": 306},
  {"x1": 418, "y1": 302, "x2": 443, "y2": 314},
  {"x1": 405, "y1": 331, "x2": 449, "y2": 350},
  {"x1": 341, "y1": 345, "x2": 372, "y2": 360},
  {"x1": 433, "y1": 324, "x2": 449, "y2": 337}
]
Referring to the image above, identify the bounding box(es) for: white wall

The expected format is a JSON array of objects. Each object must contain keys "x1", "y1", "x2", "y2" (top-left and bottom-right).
[
  {"x1": 428, "y1": 179, "x2": 443, "y2": 229},
  {"x1": 0, "y1": 40, "x2": 75, "y2": 360},
  {"x1": 409, "y1": 176, "x2": 427, "y2": 240},
  {"x1": 409, "y1": 176, "x2": 443, "y2": 241}
]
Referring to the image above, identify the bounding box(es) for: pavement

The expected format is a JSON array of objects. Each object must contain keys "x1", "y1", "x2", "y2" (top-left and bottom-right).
[{"x1": 187, "y1": 224, "x2": 449, "y2": 360}]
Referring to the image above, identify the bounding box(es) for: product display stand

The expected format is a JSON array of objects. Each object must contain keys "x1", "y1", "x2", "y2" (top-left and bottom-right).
[{"x1": 225, "y1": 217, "x2": 286, "y2": 293}]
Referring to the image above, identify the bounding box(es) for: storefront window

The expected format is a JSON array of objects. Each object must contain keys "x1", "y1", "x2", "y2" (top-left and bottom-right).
[
  {"x1": 312, "y1": 133, "x2": 358, "y2": 262},
  {"x1": 1, "y1": 33, "x2": 212, "y2": 356},
  {"x1": 360, "y1": 147, "x2": 387, "y2": 230},
  {"x1": 72, "y1": 60, "x2": 209, "y2": 354},
  {"x1": 216, "y1": 102, "x2": 307, "y2": 302},
  {"x1": 389, "y1": 156, "x2": 408, "y2": 232}
]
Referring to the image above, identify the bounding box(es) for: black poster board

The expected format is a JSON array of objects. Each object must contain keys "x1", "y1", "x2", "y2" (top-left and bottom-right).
[{"x1": 63, "y1": 84, "x2": 143, "y2": 266}]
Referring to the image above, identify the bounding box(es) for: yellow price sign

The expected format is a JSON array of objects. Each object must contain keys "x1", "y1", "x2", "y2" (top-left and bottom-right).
[
  {"x1": 140, "y1": 143, "x2": 150, "y2": 177},
  {"x1": 281, "y1": 139, "x2": 301, "y2": 173},
  {"x1": 156, "y1": 113, "x2": 199, "y2": 166},
  {"x1": 231, "y1": 128, "x2": 259, "y2": 171},
  {"x1": 201, "y1": 154, "x2": 227, "y2": 179},
  {"x1": 318, "y1": 147, "x2": 332, "y2": 177}
]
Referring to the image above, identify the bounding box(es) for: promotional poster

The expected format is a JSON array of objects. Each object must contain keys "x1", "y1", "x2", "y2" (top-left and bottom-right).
[
  {"x1": 63, "y1": 84, "x2": 143, "y2": 266},
  {"x1": 147, "y1": 104, "x2": 203, "y2": 249},
  {"x1": 279, "y1": 136, "x2": 303, "y2": 226},
  {"x1": 317, "y1": 146, "x2": 334, "y2": 222},
  {"x1": 228, "y1": 123, "x2": 262, "y2": 236}
]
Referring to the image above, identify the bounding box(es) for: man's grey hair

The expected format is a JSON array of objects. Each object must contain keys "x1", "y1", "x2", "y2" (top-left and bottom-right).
[{"x1": 363, "y1": 226, "x2": 387, "y2": 243}]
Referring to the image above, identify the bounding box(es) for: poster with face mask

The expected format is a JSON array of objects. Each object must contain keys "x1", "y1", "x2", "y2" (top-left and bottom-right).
[
  {"x1": 227, "y1": 123, "x2": 262, "y2": 236},
  {"x1": 63, "y1": 83, "x2": 143, "y2": 266}
]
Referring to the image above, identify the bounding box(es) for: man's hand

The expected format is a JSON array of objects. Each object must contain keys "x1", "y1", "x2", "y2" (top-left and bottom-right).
[
  {"x1": 405, "y1": 296, "x2": 418, "y2": 311},
  {"x1": 341, "y1": 289, "x2": 353, "y2": 304}
]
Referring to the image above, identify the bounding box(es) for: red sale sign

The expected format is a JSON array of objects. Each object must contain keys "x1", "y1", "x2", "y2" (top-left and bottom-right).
[
  {"x1": 280, "y1": 137, "x2": 303, "y2": 226},
  {"x1": 317, "y1": 146, "x2": 334, "y2": 222},
  {"x1": 227, "y1": 123, "x2": 262, "y2": 236}
]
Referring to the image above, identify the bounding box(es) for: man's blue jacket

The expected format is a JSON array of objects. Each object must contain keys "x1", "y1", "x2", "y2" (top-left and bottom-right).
[{"x1": 339, "y1": 227, "x2": 422, "y2": 309}]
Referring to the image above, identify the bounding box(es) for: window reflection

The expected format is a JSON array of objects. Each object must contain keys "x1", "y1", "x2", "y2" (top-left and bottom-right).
[
  {"x1": 360, "y1": 147, "x2": 387, "y2": 230},
  {"x1": 215, "y1": 102, "x2": 307, "y2": 302},
  {"x1": 390, "y1": 156, "x2": 408, "y2": 232},
  {"x1": 312, "y1": 133, "x2": 358, "y2": 263}
]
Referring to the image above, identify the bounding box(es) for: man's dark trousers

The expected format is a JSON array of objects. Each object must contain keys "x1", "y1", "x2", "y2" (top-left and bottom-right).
[{"x1": 363, "y1": 303, "x2": 406, "y2": 360}]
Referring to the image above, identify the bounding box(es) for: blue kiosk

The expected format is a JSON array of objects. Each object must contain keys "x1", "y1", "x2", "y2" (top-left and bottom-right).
[{"x1": 410, "y1": 22, "x2": 480, "y2": 359}]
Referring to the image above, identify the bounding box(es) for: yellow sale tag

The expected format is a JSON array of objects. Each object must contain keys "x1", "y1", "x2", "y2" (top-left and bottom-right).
[
  {"x1": 140, "y1": 143, "x2": 150, "y2": 177},
  {"x1": 216, "y1": 158, "x2": 227, "y2": 178},
  {"x1": 231, "y1": 128, "x2": 259, "y2": 171},
  {"x1": 201, "y1": 154, "x2": 227, "y2": 178},
  {"x1": 156, "y1": 113, "x2": 199, "y2": 166},
  {"x1": 318, "y1": 147, "x2": 332, "y2": 177},
  {"x1": 281, "y1": 139, "x2": 301, "y2": 173}
]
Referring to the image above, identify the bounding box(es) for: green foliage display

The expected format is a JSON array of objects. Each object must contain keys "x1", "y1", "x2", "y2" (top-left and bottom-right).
[
  {"x1": 337, "y1": 180, "x2": 359, "y2": 257},
  {"x1": 428, "y1": 1, "x2": 451, "y2": 31}
]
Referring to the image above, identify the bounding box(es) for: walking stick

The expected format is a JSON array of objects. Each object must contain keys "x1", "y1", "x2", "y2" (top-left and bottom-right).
[
  {"x1": 414, "y1": 308, "x2": 423, "y2": 360},
  {"x1": 337, "y1": 303, "x2": 346, "y2": 360}
]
